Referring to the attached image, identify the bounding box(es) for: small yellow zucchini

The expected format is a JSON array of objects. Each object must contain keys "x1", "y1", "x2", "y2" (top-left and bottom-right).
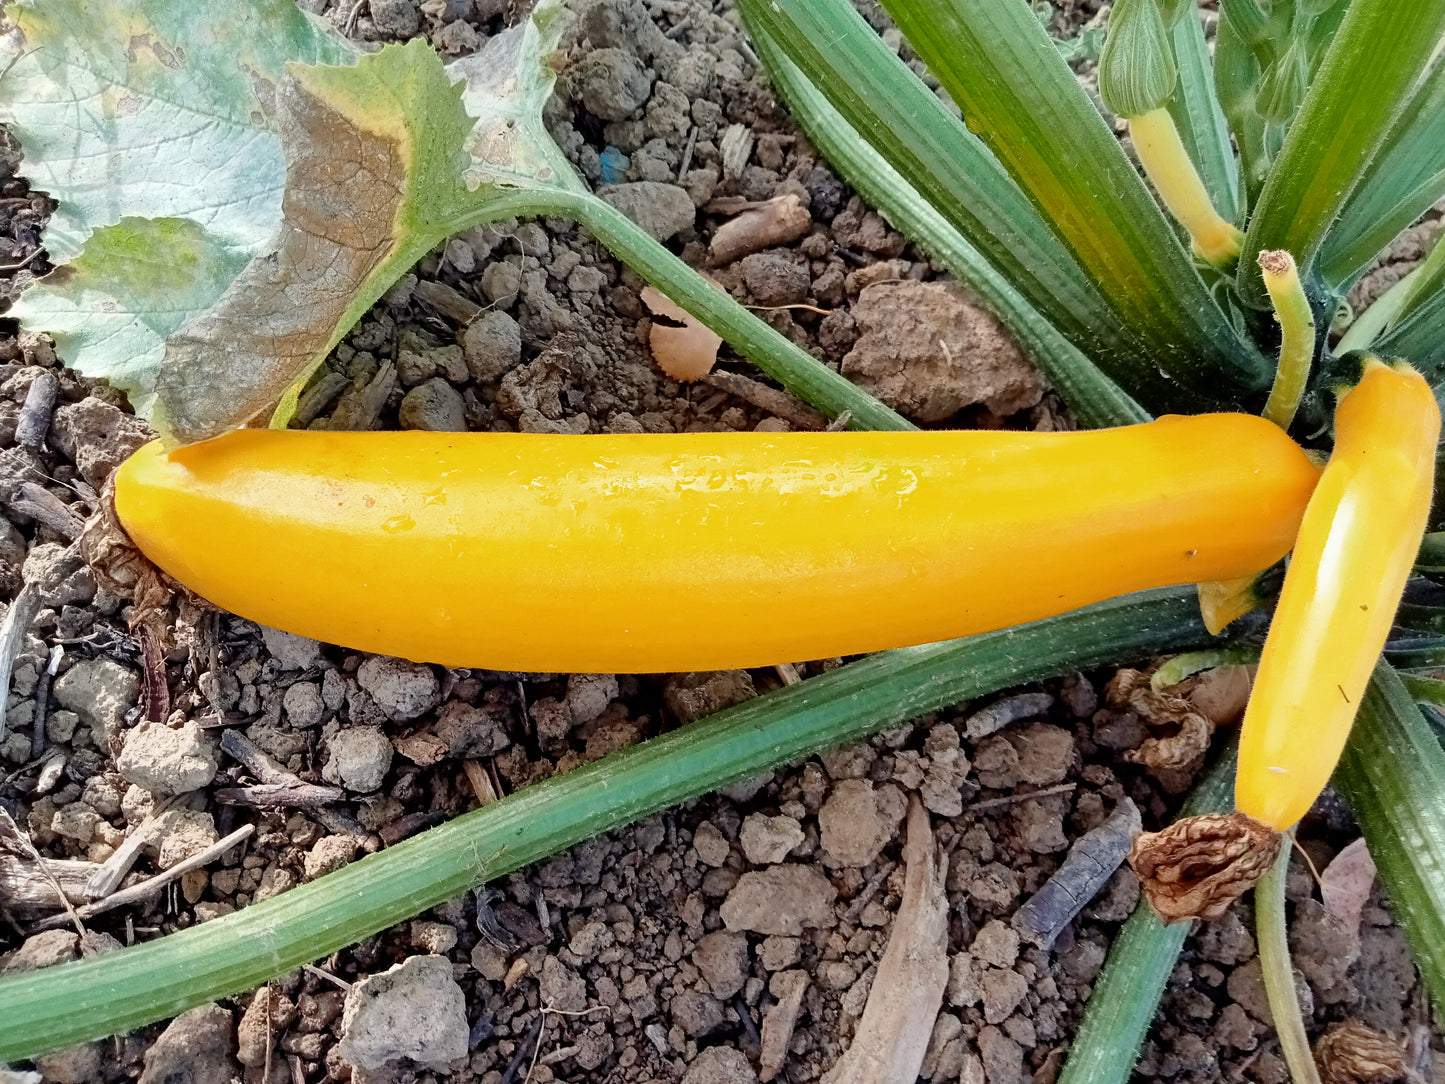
[
  {"x1": 1236, "y1": 360, "x2": 1440, "y2": 831},
  {"x1": 115, "y1": 416, "x2": 1319, "y2": 673}
]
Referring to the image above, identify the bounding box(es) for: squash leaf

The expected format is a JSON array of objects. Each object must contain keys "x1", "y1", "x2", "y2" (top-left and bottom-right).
[{"x1": 0, "y1": 0, "x2": 576, "y2": 443}]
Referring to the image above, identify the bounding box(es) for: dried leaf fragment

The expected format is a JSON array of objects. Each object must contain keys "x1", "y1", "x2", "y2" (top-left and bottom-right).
[
  {"x1": 1320, "y1": 837, "x2": 1377, "y2": 933},
  {"x1": 708, "y1": 194, "x2": 812, "y2": 266},
  {"x1": 1313, "y1": 1021, "x2": 1408, "y2": 1084},
  {"x1": 821, "y1": 796, "x2": 947, "y2": 1084},
  {"x1": 641, "y1": 285, "x2": 723, "y2": 381},
  {"x1": 1128, "y1": 812, "x2": 1281, "y2": 922}
]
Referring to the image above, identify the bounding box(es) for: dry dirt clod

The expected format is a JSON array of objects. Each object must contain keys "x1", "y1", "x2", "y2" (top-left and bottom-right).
[
  {"x1": 1128, "y1": 812, "x2": 1282, "y2": 922},
  {"x1": 760, "y1": 969, "x2": 810, "y2": 1082},
  {"x1": 840, "y1": 280, "x2": 1043, "y2": 423},
  {"x1": 1313, "y1": 1021, "x2": 1410, "y2": 1084},
  {"x1": 336, "y1": 954, "x2": 469, "y2": 1074}
]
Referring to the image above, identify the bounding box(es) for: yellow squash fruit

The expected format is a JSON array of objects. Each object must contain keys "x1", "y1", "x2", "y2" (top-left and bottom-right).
[
  {"x1": 1236, "y1": 360, "x2": 1441, "y2": 830},
  {"x1": 115, "y1": 415, "x2": 1319, "y2": 673}
]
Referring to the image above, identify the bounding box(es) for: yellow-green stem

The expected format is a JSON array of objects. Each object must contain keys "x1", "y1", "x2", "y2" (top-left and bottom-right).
[
  {"x1": 1259, "y1": 250, "x2": 1315, "y2": 432},
  {"x1": 1129, "y1": 108, "x2": 1243, "y2": 268},
  {"x1": 1196, "y1": 574, "x2": 1263, "y2": 636},
  {"x1": 1256, "y1": 836, "x2": 1323, "y2": 1084}
]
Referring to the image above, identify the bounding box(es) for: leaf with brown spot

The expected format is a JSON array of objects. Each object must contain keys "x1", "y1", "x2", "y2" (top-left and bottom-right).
[{"x1": 3, "y1": 0, "x2": 581, "y2": 445}]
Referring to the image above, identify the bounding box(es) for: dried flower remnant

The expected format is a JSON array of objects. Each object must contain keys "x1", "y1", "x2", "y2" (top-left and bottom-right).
[
  {"x1": 1110, "y1": 668, "x2": 1213, "y2": 778},
  {"x1": 1128, "y1": 812, "x2": 1281, "y2": 922},
  {"x1": 1313, "y1": 1021, "x2": 1409, "y2": 1084}
]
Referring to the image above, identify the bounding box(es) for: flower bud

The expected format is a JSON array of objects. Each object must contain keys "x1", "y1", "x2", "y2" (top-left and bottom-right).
[
  {"x1": 1100, "y1": 0, "x2": 1178, "y2": 118},
  {"x1": 1256, "y1": 38, "x2": 1307, "y2": 123}
]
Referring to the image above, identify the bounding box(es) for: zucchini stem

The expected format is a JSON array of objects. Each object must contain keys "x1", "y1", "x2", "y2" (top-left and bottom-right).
[
  {"x1": 1255, "y1": 835, "x2": 1323, "y2": 1084},
  {"x1": 1128, "y1": 108, "x2": 1243, "y2": 268},
  {"x1": 1258, "y1": 250, "x2": 1315, "y2": 432}
]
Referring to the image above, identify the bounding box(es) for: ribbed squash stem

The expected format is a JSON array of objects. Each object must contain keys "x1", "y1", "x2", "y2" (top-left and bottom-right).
[
  {"x1": 1056, "y1": 745, "x2": 1237, "y2": 1084},
  {"x1": 1128, "y1": 108, "x2": 1243, "y2": 267},
  {"x1": 1258, "y1": 250, "x2": 1316, "y2": 433},
  {"x1": 1256, "y1": 836, "x2": 1324, "y2": 1084}
]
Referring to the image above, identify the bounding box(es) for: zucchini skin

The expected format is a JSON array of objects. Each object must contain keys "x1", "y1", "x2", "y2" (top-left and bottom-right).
[
  {"x1": 1236, "y1": 361, "x2": 1440, "y2": 831},
  {"x1": 115, "y1": 417, "x2": 1319, "y2": 672}
]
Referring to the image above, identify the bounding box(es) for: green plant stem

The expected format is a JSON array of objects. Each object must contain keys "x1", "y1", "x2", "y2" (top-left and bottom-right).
[
  {"x1": 1256, "y1": 835, "x2": 1323, "y2": 1084},
  {"x1": 1376, "y1": 227, "x2": 1445, "y2": 374},
  {"x1": 1151, "y1": 644, "x2": 1262, "y2": 690},
  {"x1": 1057, "y1": 743, "x2": 1237, "y2": 1084},
  {"x1": 1321, "y1": 57, "x2": 1445, "y2": 289},
  {"x1": 743, "y1": 16, "x2": 1147, "y2": 429},
  {"x1": 426, "y1": 187, "x2": 911, "y2": 433},
  {"x1": 1259, "y1": 251, "x2": 1316, "y2": 431},
  {"x1": 878, "y1": 0, "x2": 1267, "y2": 401},
  {"x1": 1418, "y1": 530, "x2": 1445, "y2": 572},
  {"x1": 0, "y1": 586, "x2": 1214, "y2": 1061},
  {"x1": 1238, "y1": 0, "x2": 1445, "y2": 304},
  {"x1": 1398, "y1": 671, "x2": 1445, "y2": 709},
  {"x1": 1336, "y1": 662, "x2": 1445, "y2": 1015}
]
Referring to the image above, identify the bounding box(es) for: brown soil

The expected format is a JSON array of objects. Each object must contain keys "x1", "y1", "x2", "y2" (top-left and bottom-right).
[{"x1": 1, "y1": 1, "x2": 1442, "y2": 1083}]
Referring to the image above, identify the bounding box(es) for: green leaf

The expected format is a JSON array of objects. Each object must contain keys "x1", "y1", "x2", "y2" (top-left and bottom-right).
[
  {"x1": 877, "y1": 0, "x2": 1268, "y2": 401},
  {"x1": 0, "y1": 0, "x2": 354, "y2": 261},
  {"x1": 0, "y1": 587, "x2": 1212, "y2": 1061},
  {"x1": 1166, "y1": 7, "x2": 1240, "y2": 224},
  {"x1": 1237, "y1": 0, "x2": 1445, "y2": 305},
  {"x1": 1374, "y1": 227, "x2": 1445, "y2": 374},
  {"x1": 742, "y1": 13, "x2": 1148, "y2": 429},
  {"x1": 7, "y1": 218, "x2": 250, "y2": 418},
  {"x1": 6, "y1": 0, "x2": 906, "y2": 440},
  {"x1": 154, "y1": 38, "x2": 486, "y2": 441},
  {"x1": 1336, "y1": 662, "x2": 1445, "y2": 1016},
  {"x1": 735, "y1": 0, "x2": 1199, "y2": 414},
  {"x1": 0, "y1": 0, "x2": 353, "y2": 423},
  {"x1": 1320, "y1": 57, "x2": 1445, "y2": 289}
]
